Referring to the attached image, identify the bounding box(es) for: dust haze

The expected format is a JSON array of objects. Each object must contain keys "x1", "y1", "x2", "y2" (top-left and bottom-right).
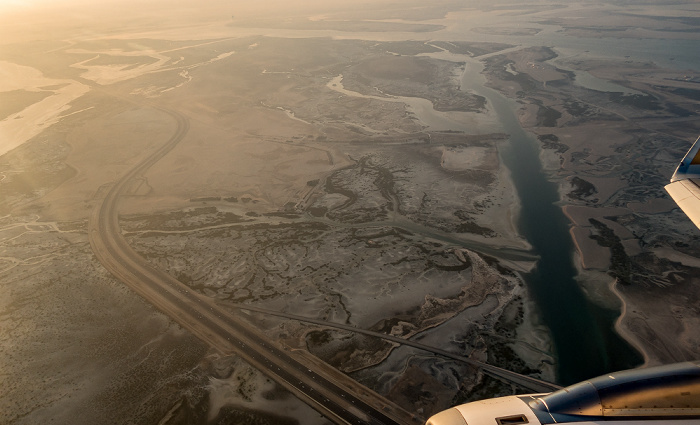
[{"x1": 1, "y1": 0, "x2": 700, "y2": 424}]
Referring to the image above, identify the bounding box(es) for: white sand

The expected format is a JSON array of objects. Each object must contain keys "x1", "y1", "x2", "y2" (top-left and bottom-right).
[{"x1": 0, "y1": 61, "x2": 89, "y2": 157}]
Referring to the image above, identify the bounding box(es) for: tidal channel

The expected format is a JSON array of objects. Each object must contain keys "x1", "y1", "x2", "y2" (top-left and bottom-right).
[
  {"x1": 328, "y1": 51, "x2": 643, "y2": 384},
  {"x1": 460, "y1": 60, "x2": 642, "y2": 385}
]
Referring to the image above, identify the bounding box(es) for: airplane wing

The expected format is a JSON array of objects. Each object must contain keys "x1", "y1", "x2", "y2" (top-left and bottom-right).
[{"x1": 666, "y1": 135, "x2": 700, "y2": 230}]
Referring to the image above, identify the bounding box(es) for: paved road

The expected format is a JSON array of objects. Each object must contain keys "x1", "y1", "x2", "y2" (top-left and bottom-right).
[
  {"x1": 88, "y1": 107, "x2": 420, "y2": 425},
  {"x1": 228, "y1": 303, "x2": 562, "y2": 393}
]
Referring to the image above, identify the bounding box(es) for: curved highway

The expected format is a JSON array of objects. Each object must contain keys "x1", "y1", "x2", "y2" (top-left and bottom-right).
[{"x1": 88, "y1": 107, "x2": 420, "y2": 425}]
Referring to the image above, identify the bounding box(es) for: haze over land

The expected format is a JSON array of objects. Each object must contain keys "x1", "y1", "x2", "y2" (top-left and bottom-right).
[{"x1": 1, "y1": 0, "x2": 700, "y2": 424}]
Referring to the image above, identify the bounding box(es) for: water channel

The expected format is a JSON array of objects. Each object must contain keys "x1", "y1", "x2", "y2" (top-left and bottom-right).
[
  {"x1": 328, "y1": 52, "x2": 644, "y2": 384},
  {"x1": 457, "y1": 59, "x2": 642, "y2": 385}
]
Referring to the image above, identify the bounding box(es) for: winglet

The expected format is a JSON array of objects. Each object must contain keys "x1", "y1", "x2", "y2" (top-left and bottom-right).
[
  {"x1": 670, "y1": 135, "x2": 700, "y2": 182},
  {"x1": 666, "y1": 135, "x2": 700, "y2": 231}
]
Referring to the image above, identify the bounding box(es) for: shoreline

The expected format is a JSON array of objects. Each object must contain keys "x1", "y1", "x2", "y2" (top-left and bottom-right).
[{"x1": 609, "y1": 279, "x2": 651, "y2": 367}]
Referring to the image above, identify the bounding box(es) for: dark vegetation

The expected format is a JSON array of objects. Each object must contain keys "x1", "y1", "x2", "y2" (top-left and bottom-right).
[
  {"x1": 538, "y1": 134, "x2": 569, "y2": 153},
  {"x1": 589, "y1": 218, "x2": 631, "y2": 285},
  {"x1": 670, "y1": 87, "x2": 700, "y2": 101},
  {"x1": 488, "y1": 343, "x2": 539, "y2": 376},
  {"x1": 536, "y1": 105, "x2": 562, "y2": 127},
  {"x1": 567, "y1": 176, "x2": 597, "y2": 200},
  {"x1": 563, "y1": 99, "x2": 596, "y2": 117},
  {"x1": 454, "y1": 210, "x2": 496, "y2": 236},
  {"x1": 494, "y1": 296, "x2": 525, "y2": 339},
  {"x1": 608, "y1": 92, "x2": 662, "y2": 110}
]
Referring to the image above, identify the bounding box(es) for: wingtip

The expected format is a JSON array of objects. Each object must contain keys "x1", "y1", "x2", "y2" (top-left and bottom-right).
[{"x1": 671, "y1": 135, "x2": 700, "y2": 183}]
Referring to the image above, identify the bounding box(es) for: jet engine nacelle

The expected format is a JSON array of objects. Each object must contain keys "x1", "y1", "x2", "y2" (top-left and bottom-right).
[{"x1": 426, "y1": 361, "x2": 700, "y2": 425}]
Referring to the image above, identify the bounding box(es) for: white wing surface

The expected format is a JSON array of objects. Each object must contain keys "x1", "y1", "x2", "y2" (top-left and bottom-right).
[{"x1": 666, "y1": 136, "x2": 700, "y2": 230}]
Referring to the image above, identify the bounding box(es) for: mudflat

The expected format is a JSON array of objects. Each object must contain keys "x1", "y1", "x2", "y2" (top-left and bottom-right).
[{"x1": 1, "y1": 0, "x2": 699, "y2": 423}]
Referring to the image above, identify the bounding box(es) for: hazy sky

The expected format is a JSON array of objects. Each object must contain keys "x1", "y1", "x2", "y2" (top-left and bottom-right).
[
  {"x1": 0, "y1": 0, "x2": 454, "y2": 44},
  {"x1": 0, "y1": 0, "x2": 75, "y2": 11}
]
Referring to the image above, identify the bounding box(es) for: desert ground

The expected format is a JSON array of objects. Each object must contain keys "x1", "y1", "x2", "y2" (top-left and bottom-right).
[{"x1": 1, "y1": 0, "x2": 699, "y2": 424}]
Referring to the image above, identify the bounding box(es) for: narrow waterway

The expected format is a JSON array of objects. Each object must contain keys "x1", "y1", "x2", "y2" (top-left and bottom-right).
[
  {"x1": 460, "y1": 60, "x2": 642, "y2": 385},
  {"x1": 326, "y1": 46, "x2": 643, "y2": 384}
]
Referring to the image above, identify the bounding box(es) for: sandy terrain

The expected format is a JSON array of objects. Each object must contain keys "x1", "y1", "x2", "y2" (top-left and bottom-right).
[
  {"x1": 0, "y1": 12, "x2": 546, "y2": 423},
  {"x1": 2, "y1": 0, "x2": 700, "y2": 423}
]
